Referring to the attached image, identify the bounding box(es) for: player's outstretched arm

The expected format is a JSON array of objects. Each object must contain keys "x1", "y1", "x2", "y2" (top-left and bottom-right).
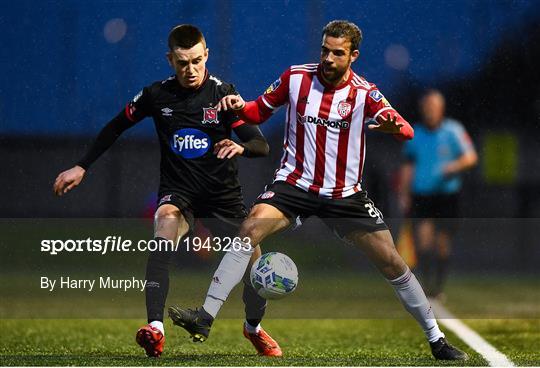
[
  {"x1": 217, "y1": 95, "x2": 273, "y2": 125},
  {"x1": 53, "y1": 110, "x2": 138, "y2": 196},
  {"x1": 216, "y1": 95, "x2": 246, "y2": 111},
  {"x1": 53, "y1": 165, "x2": 85, "y2": 196},
  {"x1": 368, "y1": 112, "x2": 414, "y2": 140}
]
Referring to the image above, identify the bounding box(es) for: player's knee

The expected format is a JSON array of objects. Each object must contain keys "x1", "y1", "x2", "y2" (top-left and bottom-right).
[
  {"x1": 238, "y1": 219, "x2": 263, "y2": 245},
  {"x1": 382, "y1": 255, "x2": 408, "y2": 279},
  {"x1": 155, "y1": 205, "x2": 183, "y2": 221}
]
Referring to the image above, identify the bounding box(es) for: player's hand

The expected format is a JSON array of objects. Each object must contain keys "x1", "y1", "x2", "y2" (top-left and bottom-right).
[
  {"x1": 368, "y1": 113, "x2": 404, "y2": 134},
  {"x1": 216, "y1": 95, "x2": 246, "y2": 112},
  {"x1": 53, "y1": 165, "x2": 86, "y2": 196},
  {"x1": 214, "y1": 139, "x2": 245, "y2": 159}
]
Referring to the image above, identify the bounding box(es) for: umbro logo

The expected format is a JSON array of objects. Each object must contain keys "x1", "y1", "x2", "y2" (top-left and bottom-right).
[
  {"x1": 161, "y1": 107, "x2": 173, "y2": 116},
  {"x1": 299, "y1": 96, "x2": 309, "y2": 104}
]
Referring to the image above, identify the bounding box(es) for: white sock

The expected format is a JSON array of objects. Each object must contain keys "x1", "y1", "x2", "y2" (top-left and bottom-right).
[
  {"x1": 388, "y1": 268, "x2": 444, "y2": 343},
  {"x1": 149, "y1": 320, "x2": 164, "y2": 336},
  {"x1": 202, "y1": 239, "x2": 254, "y2": 318},
  {"x1": 244, "y1": 320, "x2": 261, "y2": 334}
]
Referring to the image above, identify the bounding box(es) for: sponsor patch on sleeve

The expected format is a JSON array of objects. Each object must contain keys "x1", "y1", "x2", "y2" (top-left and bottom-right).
[
  {"x1": 265, "y1": 78, "x2": 281, "y2": 94},
  {"x1": 381, "y1": 97, "x2": 391, "y2": 107},
  {"x1": 369, "y1": 89, "x2": 384, "y2": 102}
]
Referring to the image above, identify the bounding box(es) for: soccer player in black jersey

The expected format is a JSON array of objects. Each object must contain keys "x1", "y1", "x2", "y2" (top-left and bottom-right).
[{"x1": 53, "y1": 25, "x2": 282, "y2": 358}]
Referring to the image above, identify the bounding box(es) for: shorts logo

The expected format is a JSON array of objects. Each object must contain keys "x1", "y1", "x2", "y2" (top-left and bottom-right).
[
  {"x1": 265, "y1": 78, "x2": 281, "y2": 94},
  {"x1": 337, "y1": 100, "x2": 352, "y2": 118},
  {"x1": 202, "y1": 107, "x2": 219, "y2": 124},
  {"x1": 159, "y1": 194, "x2": 172, "y2": 205},
  {"x1": 170, "y1": 128, "x2": 210, "y2": 159},
  {"x1": 369, "y1": 90, "x2": 384, "y2": 102},
  {"x1": 258, "y1": 191, "x2": 275, "y2": 200},
  {"x1": 161, "y1": 107, "x2": 173, "y2": 116}
]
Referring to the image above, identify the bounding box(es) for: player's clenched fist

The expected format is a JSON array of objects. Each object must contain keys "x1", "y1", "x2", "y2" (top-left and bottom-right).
[
  {"x1": 53, "y1": 165, "x2": 86, "y2": 196},
  {"x1": 216, "y1": 94, "x2": 246, "y2": 112},
  {"x1": 214, "y1": 139, "x2": 245, "y2": 159}
]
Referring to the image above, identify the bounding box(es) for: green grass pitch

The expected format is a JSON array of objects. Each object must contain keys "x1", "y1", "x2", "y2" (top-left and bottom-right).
[{"x1": 1, "y1": 274, "x2": 539, "y2": 366}]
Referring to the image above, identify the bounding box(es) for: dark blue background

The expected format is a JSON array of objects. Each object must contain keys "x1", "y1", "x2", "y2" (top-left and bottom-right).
[{"x1": 2, "y1": 0, "x2": 538, "y2": 136}]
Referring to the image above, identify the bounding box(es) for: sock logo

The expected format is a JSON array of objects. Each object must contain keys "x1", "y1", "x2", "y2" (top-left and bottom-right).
[{"x1": 170, "y1": 128, "x2": 210, "y2": 159}]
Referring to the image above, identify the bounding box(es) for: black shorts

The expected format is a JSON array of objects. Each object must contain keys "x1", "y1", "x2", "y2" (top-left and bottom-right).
[
  {"x1": 253, "y1": 181, "x2": 388, "y2": 239},
  {"x1": 157, "y1": 191, "x2": 247, "y2": 238},
  {"x1": 411, "y1": 193, "x2": 460, "y2": 232}
]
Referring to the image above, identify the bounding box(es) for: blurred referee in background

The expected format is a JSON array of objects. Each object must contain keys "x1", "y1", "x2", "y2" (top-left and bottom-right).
[{"x1": 399, "y1": 89, "x2": 477, "y2": 299}]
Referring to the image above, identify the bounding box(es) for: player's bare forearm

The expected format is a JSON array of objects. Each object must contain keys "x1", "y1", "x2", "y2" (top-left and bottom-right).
[{"x1": 443, "y1": 151, "x2": 478, "y2": 176}]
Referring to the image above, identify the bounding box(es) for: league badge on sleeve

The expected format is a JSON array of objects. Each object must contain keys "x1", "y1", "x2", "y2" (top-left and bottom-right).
[
  {"x1": 202, "y1": 107, "x2": 219, "y2": 125},
  {"x1": 265, "y1": 78, "x2": 281, "y2": 94},
  {"x1": 369, "y1": 90, "x2": 384, "y2": 102}
]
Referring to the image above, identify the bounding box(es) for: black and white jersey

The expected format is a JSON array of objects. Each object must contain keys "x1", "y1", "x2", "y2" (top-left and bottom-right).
[{"x1": 125, "y1": 72, "x2": 251, "y2": 198}]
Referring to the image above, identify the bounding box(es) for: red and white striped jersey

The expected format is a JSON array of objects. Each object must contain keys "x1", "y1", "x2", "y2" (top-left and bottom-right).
[{"x1": 257, "y1": 63, "x2": 398, "y2": 198}]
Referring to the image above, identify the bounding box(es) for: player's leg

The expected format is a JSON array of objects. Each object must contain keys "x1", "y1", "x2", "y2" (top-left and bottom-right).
[
  {"x1": 345, "y1": 228, "x2": 466, "y2": 360},
  {"x1": 168, "y1": 204, "x2": 290, "y2": 343},
  {"x1": 433, "y1": 230, "x2": 450, "y2": 297},
  {"x1": 202, "y1": 203, "x2": 290, "y2": 318},
  {"x1": 137, "y1": 195, "x2": 191, "y2": 357},
  {"x1": 196, "y1": 198, "x2": 276, "y2": 353},
  {"x1": 242, "y1": 245, "x2": 267, "y2": 329},
  {"x1": 146, "y1": 203, "x2": 190, "y2": 327},
  {"x1": 432, "y1": 194, "x2": 460, "y2": 298},
  {"x1": 322, "y1": 192, "x2": 466, "y2": 360},
  {"x1": 414, "y1": 218, "x2": 436, "y2": 294}
]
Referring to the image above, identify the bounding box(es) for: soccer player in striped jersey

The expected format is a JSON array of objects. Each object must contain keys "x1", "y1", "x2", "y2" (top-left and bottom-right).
[{"x1": 168, "y1": 20, "x2": 467, "y2": 360}]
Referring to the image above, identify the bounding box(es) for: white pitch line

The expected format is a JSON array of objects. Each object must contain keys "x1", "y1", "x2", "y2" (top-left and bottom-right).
[{"x1": 430, "y1": 299, "x2": 515, "y2": 367}]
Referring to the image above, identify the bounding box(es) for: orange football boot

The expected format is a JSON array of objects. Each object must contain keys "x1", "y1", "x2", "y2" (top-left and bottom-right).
[
  {"x1": 243, "y1": 325, "x2": 282, "y2": 357},
  {"x1": 136, "y1": 324, "x2": 165, "y2": 357}
]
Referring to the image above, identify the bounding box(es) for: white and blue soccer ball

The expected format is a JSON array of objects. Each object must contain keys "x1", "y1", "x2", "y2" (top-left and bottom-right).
[{"x1": 250, "y1": 252, "x2": 298, "y2": 299}]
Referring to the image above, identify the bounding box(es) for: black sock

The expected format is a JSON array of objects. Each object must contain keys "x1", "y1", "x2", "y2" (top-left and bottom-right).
[
  {"x1": 145, "y1": 237, "x2": 175, "y2": 323},
  {"x1": 434, "y1": 256, "x2": 449, "y2": 295},
  {"x1": 417, "y1": 249, "x2": 435, "y2": 295},
  {"x1": 243, "y1": 279, "x2": 266, "y2": 326}
]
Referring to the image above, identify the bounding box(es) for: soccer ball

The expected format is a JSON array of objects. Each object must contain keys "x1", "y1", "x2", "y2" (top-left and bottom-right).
[{"x1": 250, "y1": 252, "x2": 298, "y2": 299}]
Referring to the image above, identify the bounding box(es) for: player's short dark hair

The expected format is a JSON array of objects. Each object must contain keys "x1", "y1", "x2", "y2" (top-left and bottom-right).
[
  {"x1": 168, "y1": 24, "x2": 206, "y2": 50},
  {"x1": 421, "y1": 89, "x2": 445, "y2": 103},
  {"x1": 322, "y1": 20, "x2": 362, "y2": 52}
]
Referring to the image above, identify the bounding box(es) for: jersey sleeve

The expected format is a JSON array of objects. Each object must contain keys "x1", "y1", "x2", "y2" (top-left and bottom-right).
[
  {"x1": 257, "y1": 68, "x2": 291, "y2": 110},
  {"x1": 449, "y1": 121, "x2": 475, "y2": 156},
  {"x1": 221, "y1": 83, "x2": 245, "y2": 128},
  {"x1": 364, "y1": 85, "x2": 414, "y2": 140},
  {"x1": 364, "y1": 85, "x2": 395, "y2": 120},
  {"x1": 125, "y1": 87, "x2": 153, "y2": 122},
  {"x1": 402, "y1": 138, "x2": 416, "y2": 162}
]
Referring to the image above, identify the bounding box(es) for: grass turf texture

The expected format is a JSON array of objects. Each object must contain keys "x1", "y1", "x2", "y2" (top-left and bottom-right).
[
  {"x1": 463, "y1": 319, "x2": 540, "y2": 366},
  {"x1": 1, "y1": 274, "x2": 538, "y2": 365},
  {"x1": 1, "y1": 318, "x2": 487, "y2": 366}
]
